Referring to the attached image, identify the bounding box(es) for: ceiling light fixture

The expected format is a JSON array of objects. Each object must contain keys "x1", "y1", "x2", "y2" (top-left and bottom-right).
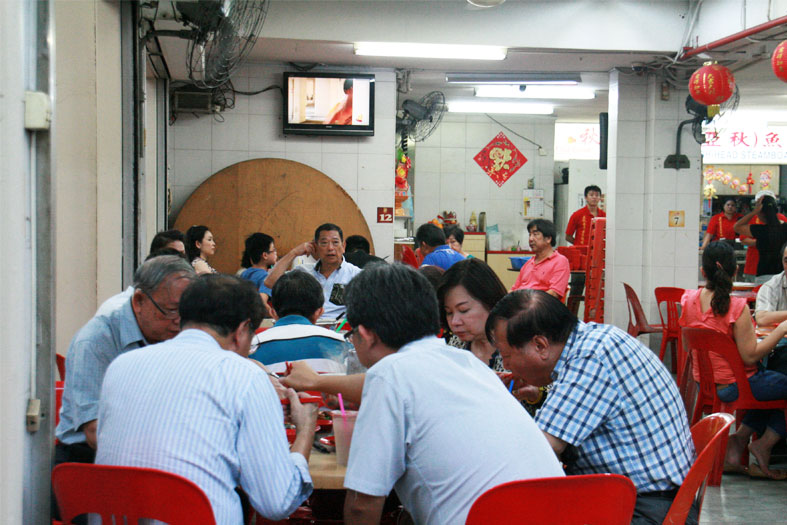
[
  {"x1": 475, "y1": 85, "x2": 595, "y2": 100},
  {"x1": 354, "y1": 42, "x2": 507, "y2": 61},
  {"x1": 467, "y1": 0, "x2": 506, "y2": 7},
  {"x1": 446, "y1": 72, "x2": 581, "y2": 85},
  {"x1": 448, "y1": 99, "x2": 554, "y2": 115}
]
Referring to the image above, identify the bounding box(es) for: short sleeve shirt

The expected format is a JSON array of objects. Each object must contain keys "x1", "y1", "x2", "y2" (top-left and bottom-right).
[
  {"x1": 294, "y1": 258, "x2": 362, "y2": 319},
  {"x1": 565, "y1": 206, "x2": 606, "y2": 246},
  {"x1": 756, "y1": 271, "x2": 787, "y2": 315},
  {"x1": 421, "y1": 244, "x2": 465, "y2": 270},
  {"x1": 706, "y1": 212, "x2": 742, "y2": 241},
  {"x1": 510, "y1": 250, "x2": 571, "y2": 298},
  {"x1": 240, "y1": 267, "x2": 272, "y2": 296}
]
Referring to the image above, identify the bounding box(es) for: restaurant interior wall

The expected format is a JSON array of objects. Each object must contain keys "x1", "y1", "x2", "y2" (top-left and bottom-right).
[
  {"x1": 553, "y1": 159, "x2": 607, "y2": 246},
  {"x1": 168, "y1": 63, "x2": 397, "y2": 262},
  {"x1": 412, "y1": 114, "x2": 555, "y2": 249}
]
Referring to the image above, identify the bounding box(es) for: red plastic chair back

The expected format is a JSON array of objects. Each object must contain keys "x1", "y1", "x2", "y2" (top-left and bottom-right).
[
  {"x1": 655, "y1": 286, "x2": 686, "y2": 375},
  {"x1": 55, "y1": 380, "x2": 64, "y2": 427},
  {"x1": 465, "y1": 474, "x2": 637, "y2": 525},
  {"x1": 52, "y1": 463, "x2": 216, "y2": 525},
  {"x1": 56, "y1": 353, "x2": 66, "y2": 380},
  {"x1": 663, "y1": 413, "x2": 735, "y2": 524},
  {"x1": 401, "y1": 245, "x2": 419, "y2": 268},
  {"x1": 622, "y1": 283, "x2": 662, "y2": 337}
]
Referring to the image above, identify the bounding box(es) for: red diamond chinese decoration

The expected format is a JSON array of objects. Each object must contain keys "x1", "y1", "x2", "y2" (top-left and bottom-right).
[{"x1": 474, "y1": 132, "x2": 528, "y2": 187}]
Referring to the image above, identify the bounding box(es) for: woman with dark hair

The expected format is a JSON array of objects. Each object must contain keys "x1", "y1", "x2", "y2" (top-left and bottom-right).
[
  {"x1": 679, "y1": 241, "x2": 787, "y2": 479},
  {"x1": 445, "y1": 226, "x2": 471, "y2": 259},
  {"x1": 185, "y1": 225, "x2": 218, "y2": 275},
  {"x1": 734, "y1": 194, "x2": 787, "y2": 282},
  {"x1": 701, "y1": 197, "x2": 741, "y2": 250},
  {"x1": 240, "y1": 233, "x2": 277, "y2": 301}
]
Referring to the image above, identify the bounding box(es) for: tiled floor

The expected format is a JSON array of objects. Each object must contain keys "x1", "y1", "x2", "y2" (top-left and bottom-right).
[{"x1": 700, "y1": 459, "x2": 787, "y2": 523}]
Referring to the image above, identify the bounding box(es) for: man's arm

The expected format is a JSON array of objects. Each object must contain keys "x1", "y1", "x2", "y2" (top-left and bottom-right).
[
  {"x1": 755, "y1": 309, "x2": 787, "y2": 326},
  {"x1": 280, "y1": 361, "x2": 365, "y2": 404},
  {"x1": 344, "y1": 490, "x2": 386, "y2": 525},
  {"x1": 263, "y1": 242, "x2": 314, "y2": 290},
  {"x1": 542, "y1": 430, "x2": 567, "y2": 456},
  {"x1": 565, "y1": 233, "x2": 575, "y2": 245},
  {"x1": 700, "y1": 232, "x2": 713, "y2": 250},
  {"x1": 286, "y1": 389, "x2": 319, "y2": 461},
  {"x1": 81, "y1": 420, "x2": 98, "y2": 449}
]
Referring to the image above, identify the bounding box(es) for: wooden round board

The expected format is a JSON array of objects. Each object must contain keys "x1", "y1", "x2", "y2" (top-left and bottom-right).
[{"x1": 174, "y1": 158, "x2": 374, "y2": 274}]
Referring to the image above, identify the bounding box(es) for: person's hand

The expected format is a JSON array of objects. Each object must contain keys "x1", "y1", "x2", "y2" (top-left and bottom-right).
[
  {"x1": 286, "y1": 388, "x2": 318, "y2": 432},
  {"x1": 292, "y1": 241, "x2": 315, "y2": 257},
  {"x1": 510, "y1": 379, "x2": 542, "y2": 404},
  {"x1": 776, "y1": 319, "x2": 787, "y2": 337},
  {"x1": 753, "y1": 199, "x2": 763, "y2": 214},
  {"x1": 280, "y1": 361, "x2": 320, "y2": 391}
]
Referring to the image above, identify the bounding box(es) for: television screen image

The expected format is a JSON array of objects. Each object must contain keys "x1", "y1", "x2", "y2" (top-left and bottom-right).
[{"x1": 284, "y1": 72, "x2": 375, "y2": 136}]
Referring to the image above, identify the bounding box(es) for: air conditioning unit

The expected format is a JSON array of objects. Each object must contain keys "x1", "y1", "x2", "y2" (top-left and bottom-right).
[{"x1": 172, "y1": 86, "x2": 223, "y2": 114}]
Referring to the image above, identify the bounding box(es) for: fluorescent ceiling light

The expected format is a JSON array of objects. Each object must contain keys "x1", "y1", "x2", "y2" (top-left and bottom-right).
[
  {"x1": 475, "y1": 85, "x2": 595, "y2": 100},
  {"x1": 354, "y1": 42, "x2": 507, "y2": 61},
  {"x1": 446, "y1": 72, "x2": 581, "y2": 85},
  {"x1": 448, "y1": 99, "x2": 554, "y2": 115}
]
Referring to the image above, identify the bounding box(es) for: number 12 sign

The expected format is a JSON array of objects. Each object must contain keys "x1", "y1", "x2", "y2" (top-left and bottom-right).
[{"x1": 377, "y1": 207, "x2": 393, "y2": 223}]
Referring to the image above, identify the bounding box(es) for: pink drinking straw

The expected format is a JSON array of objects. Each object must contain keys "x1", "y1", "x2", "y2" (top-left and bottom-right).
[{"x1": 337, "y1": 393, "x2": 347, "y2": 422}]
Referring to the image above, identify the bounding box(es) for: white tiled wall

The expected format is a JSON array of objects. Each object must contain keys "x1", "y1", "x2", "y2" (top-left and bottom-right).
[
  {"x1": 413, "y1": 114, "x2": 556, "y2": 248},
  {"x1": 168, "y1": 64, "x2": 397, "y2": 260}
]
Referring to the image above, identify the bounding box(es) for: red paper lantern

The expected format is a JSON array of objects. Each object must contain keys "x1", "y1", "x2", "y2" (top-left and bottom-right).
[
  {"x1": 688, "y1": 62, "x2": 735, "y2": 106},
  {"x1": 773, "y1": 40, "x2": 787, "y2": 83}
]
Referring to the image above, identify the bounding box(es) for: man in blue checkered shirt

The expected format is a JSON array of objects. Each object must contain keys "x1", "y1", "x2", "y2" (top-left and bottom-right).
[{"x1": 487, "y1": 290, "x2": 696, "y2": 525}]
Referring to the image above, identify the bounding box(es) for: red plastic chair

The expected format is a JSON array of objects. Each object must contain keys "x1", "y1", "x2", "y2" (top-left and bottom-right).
[
  {"x1": 52, "y1": 463, "x2": 216, "y2": 524},
  {"x1": 623, "y1": 283, "x2": 663, "y2": 338},
  {"x1": 401, "y1": 245, "x2": 419, "y2": 269},
  {"x1": 55, "y1": 380, "x2": 64, "y2": 427},
  {"x1": 465, "y1": 474, "x2": 636, "y2": 525},
  {"x1": 663, "y1": 413, "x2": 735, "y2": 525},
  {"x1": 56, "y1": 353, "x2": 66, "y2": 380},
  {"x1": 682, "y1": 327, "x2": 787, "y2": 485},
  {"x1": 655, "y1": 287, "x2": 686, "y2": 375}
]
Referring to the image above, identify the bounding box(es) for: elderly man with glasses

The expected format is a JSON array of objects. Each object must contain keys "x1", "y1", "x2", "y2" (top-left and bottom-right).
[{"x1": 55, "y1": 255, "x2": 196, "y2": 465}]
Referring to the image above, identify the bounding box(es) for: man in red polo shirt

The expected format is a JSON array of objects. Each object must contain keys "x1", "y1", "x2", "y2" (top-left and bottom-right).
[
  {"x1": 512, "y1": 219, "x2": 570, "y2": 300},
  {"x1": 565, "y1": 185, "x2": 605, "y2": 246},
  {"x1": 701, "y1": 197, "x2": 741, "y2": 250}
]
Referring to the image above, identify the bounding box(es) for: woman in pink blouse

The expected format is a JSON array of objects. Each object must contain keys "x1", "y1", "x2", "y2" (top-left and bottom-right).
[{"x1": 679, "y1": 241, "x2": 787, "y2": 479}]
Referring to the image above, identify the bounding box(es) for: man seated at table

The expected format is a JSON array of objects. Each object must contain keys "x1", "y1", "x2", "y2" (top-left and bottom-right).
[
  {"x1": 511, "y1": 219, "x2": 570, "y2": 300},
  {"x1": 56, "y1": 255, "x2": 197, "y2": 463},
  {"x1": 755, "y1": 241, "x2": 787, "y2": 374},
  {"x1": 415, "y1": 222, "x2": 465, "y2": 270},
  {"x1": 338, "y1": 264, "x2": 564, "y2": 524},
  {"x1": 486, "y1": 290, "x2": 696, "y2": 525},
  {"x1": 344, "y1": 234, "x2": 385, "y2": 268},
  {"x1": 264, "y1": 223, "x2": 362, "y2": 320},
  {"x1": 250, "y1": 271, "x2": 350, "y2": 374},
  {"x1": 96, "y1": 275, "x2": 318, "y2": 523}
]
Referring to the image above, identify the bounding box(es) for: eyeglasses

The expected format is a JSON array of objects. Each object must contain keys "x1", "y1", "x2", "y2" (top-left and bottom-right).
[
  {"x1": 141, "y1": 289, "x2": 180, "y2": 320},
  {"x1": 317, "y1": 240, "x2": 342, "y2": 248},
  {"x1": 343, "y1": 328, "x2": 357, "y2": 342}
]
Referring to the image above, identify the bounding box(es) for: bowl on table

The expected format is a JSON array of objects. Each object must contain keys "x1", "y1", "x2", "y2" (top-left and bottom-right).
[{"x1": 509, "y1": 256, "x2": 532, "y2": 271}]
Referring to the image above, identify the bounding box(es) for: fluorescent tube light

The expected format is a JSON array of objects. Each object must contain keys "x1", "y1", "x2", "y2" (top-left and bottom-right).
[
  {"x1": 446, "y1": 72, "x2": 581, "y2": 85},
  {"x1": 354, "y1": 42, "x2": 507, "y2": 61},
  {"x1": 448, "y1": 99, "x2": 554, "y2": 115},
  {"x1": 475, "y1": 85, "x2": 595, "y2": 100}
]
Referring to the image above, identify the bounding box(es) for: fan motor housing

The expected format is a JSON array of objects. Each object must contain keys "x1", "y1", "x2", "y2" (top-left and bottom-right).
[{"x1": 172, "y1": 86, "x2": 223, "y2": 114}]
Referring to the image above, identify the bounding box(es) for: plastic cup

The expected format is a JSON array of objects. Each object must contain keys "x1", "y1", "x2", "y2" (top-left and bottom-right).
[{"x1": 331, "y1": 409, "x2": 358, "y2": 466}]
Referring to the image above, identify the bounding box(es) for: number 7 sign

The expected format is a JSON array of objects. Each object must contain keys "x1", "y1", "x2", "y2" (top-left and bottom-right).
[
  {"x1": 668, "y1": 210, "x2": 685, "y2": 228},
  {"x1": 377, "y1": 207, "x2": 393, "y2": 223}
]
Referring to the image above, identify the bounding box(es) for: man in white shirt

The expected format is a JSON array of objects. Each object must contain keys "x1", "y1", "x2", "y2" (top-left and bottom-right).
[{"x1": 339, "y1": 264, "x2": 564, "y2": 524}]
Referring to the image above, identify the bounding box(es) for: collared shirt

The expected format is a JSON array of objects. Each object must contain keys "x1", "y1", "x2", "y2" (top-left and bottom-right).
[
  {"x1": 240, "y1": 267, "x2": 272, "y2": 295},
  {"x1": 706, "y1": 212, "x2": 742, "y2": 241},
  {"x1": 249, "y1": 314, "x2": 350, "y2": 374},
  {"x1": 565, "y1": 206, "x2": 606, "y2": 246},
  {"x1": 535, "y1": 322, "x2": 694, "y2": 493},
  {"x1": 96, "y1": 329, "x2": 312, "y2": 524},
  {"x1": 344, "y1": 336, "x2": 564, "y2": 525},
  {"x1": 56, "y1": 300, "x2": 147, "y2": 444},
  {"x1": 94, "y1": 286, "x2": 134, "y2": 317},
  {"x1": 421, "y1": 244, "x2": 465, "y2": 270},
  {"x1": 511, "y1": 250, "x2": 570, "y2": 298},
  {"x1": 756, "y1": 271, "x2": 787, "y2": 314},
  {"x1": 294, "y1": 257, "x2": 361, "y2": 319}
]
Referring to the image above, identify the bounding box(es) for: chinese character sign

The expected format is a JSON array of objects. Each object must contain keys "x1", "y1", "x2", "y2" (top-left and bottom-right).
[
  {"x1": 702, "y1": 125, "x2": 787, "y2": 163},
  {"x1": 474, "y1": 132, "x2": 528, "y2": 187}
]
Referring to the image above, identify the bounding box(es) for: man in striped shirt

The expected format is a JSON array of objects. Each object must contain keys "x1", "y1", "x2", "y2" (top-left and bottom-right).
[{"x1": 97, "y1": 275, "x2": 317, "y2": 523}]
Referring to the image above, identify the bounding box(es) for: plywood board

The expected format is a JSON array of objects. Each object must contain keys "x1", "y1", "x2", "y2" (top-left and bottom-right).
[{"x1": 174, "y1": 158, "x2": 373, "y2": 274}]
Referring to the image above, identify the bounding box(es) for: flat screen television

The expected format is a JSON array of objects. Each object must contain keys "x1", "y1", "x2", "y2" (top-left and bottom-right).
[{"x1": 283, "y1": 72, "x2": 375, "y2": 136}]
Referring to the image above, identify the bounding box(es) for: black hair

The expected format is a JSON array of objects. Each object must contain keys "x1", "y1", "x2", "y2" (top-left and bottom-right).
[
  {"x1": 241, "y1": 232, "x2": 274, "y2": 268},
  {"x1": 314, "y1": 223, "x2": 344, "y2": 242},
  {"x1": 781, "y1": 241, "x2": 787, "y2": 260},
  {"x1": 761, "y1": 195, "x2": 779, "y2": 226},
  {"x1": 149, "y1": 230, "x2": 184, "y2": 254},
  {"x1": 146, "y1": 247, "x2": 187, "y2": 261},
  {"x1": 444, "y1": 226, "x2": 464, "y2": 245},
  {"x1": 486, "y1": 290, "x2": 578, "y2": 347},
  {"x1": 345, "y1": 263, "x2": 440, "y2": 349},
  {"x1": 418, "y1": 265, "x2": 445, "y2": 293},
  {"x1": 185, "y1": 225, "x2": 211, "y2": 262},
  {"x1": 180, "y1": 275, "x2": 263, "y2": 337},
  {"x1": 584, "y1": 185, "x2": 602, "y2": 197},
  {"x1": 270, "y1": 271, "x2": 324, "y2": 319},
  {"x1": 343, "y1": 78, "x2": 353, "y2": 92},
  {"x1": 345, "y1": 235, "x2": 371, "y2": 254},
  {"x1": 415, "y1": 223, "x2": 446, "y2": 248},
  {"x1": 437, "y1": 259, "x2": 506, "y2": 330},
  {"x1": 527, "y1": 219, "x2": 557, "y2": 247},
  {"x1": 702, "y1": 241, "x2": 735, "y2": 316}
]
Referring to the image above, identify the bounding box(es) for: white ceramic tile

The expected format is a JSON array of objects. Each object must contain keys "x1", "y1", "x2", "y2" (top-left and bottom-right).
[
  {"x1": 416, "y1": 147, "x2": 441, "y2": 173},
  {"x1": 284, "y1": 151, "x2": 322, "y2": 170},
  {"x1": 614, "y1": 229, "x2": 644, "y2": 266},
  {"x1": 285, "y1": 134, "x2": 323, "y2": 153},
  {"x1": 211, "y1": 150, "x2": 249, "y2": 173},
  {"x1": 466, "y1": 123, "x2": 492, "y2": 148},
  {"x1": 321, "y1": 153, "x2": 359, "y2": 194},
  {"x1": 616, "y1": 193, "x2": 645, "y2": 230},
  {"x1": 248, "y1": 114, "x2": 286, "y2": 152},
  {"x1": 615, "y1": 265, "x2": 643, "y2": 297},
  {"x1": 616, "y1": 120, "x2": 646, "y2": 158},
  {"x1": 464, "y1": 167, "x2": 492, "y2": 200},
  {"x1": 441, "y1": 114, "x2": 465, "y2": 124},
  {"x1": 173, "y1": 149, "x2": 212, "y2": 187},
  {"x1": 610, "y1": 300, "x2": 632, "y2": 332},
  {"x1": 322, "y1": 136, "x2": 359, "y2": 154},
  {"x1": 358, "y1": 153, "x2": 395, "y2": 191},
  {"x1": 419, "y1": 124, "x2": 441, "y2": 148},
  {"x1": 440, "y1": 147, "x2": 466, "y2": 174},
  {"x1": 650, "y1": 265, "x2": 678, "y2": 290},
  {"x1": 414, "y1": 170, "x2": 440, "y2": 200},
  {"x1": 212, "y1": 113, "x2": 249, "y2": 151},
  {"x1": 674, "y1": 230, "x2": 700, "y2": 268},
  {"x1": 173, "y1": 114, "x2": 212, "y2": 150},
  {"x1": 440, "y1": 171, "x2": 466, "y2": 199},
  {"x1": 170, "y1": 184, "x2": 199, "y2": 220},
  {"x1": 649, "y1": 194, "x2": 677, "y2": 228},
  {"x1": 248, "y1": 89, "x2": 281, "y2": 115},
  {"x1": 440, "y1": 122, "x2": 467, "y2": 148},
  {"x1": 374, "y1": 83, "x2": 397, "y2": 116},
  {"x1": 648, "y1": 165, "x2": 678, "y2": 194},
  {"x1": 618, "y1": 92, "x2": 647, "y2": 119},
  {"x1": 650, "y1": 229, "x2": 676, "y2": 265},
  {"x1": 439, "y1": 196, "x2": 465, "y2": 222},
  {"x1": 358, "y1": 119, "x2": 396, "y2": 154},
  {"x1": 674, "y1": 265, "x2": 700, "y2": 290}
]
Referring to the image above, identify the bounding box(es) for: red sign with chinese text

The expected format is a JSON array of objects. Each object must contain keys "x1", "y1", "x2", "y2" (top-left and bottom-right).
[
  {"x1": 377, "y1": 207, "x2": 393, "y2": 223},
  {"x1": 473, "y1": 132, "x2": 528, "y2": 188}
]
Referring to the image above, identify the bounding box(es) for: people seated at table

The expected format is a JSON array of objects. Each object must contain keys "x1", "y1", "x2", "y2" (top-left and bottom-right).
[
  {"x1": 239, "y1": 232, "x2": 277, "y2": 300},
  {"x1": 96, "y1": 275, "x2": 317, "y2": 522},
  {"x1": 149, "y1": 229, "x2": 186, "y2": 255},
  {"x1": 417, "y1": 264, "x2": 444, "y2": 292},
  {"x1": 701, "y1": 197, "x2": 741, "y2": 250},
  {"x1": 264, "y1": 223, "x2": 362, "y2": 320},
  {"x1": 344, "y1": 234, "x2": 386, "y2": 268},
  {"x1": 680, "y1": 241, "x2": 787, "y2": 480},
  {"x1": 511, "y1": 219, "x2": 570, "y2": 300},
  {"x1": 565, "y1": 184, "x2": 605, "y2": 246},
  {"x1": 186, "y1": 225, "x2": 219, "y2": 275},
  {"x1": 415, "y1": 222, "x2": 464, "y2": 270},
  {"x1": 755, "y1": 240, "x2": 787, "y2": 329},
  {"x1": 735, "y1": 194, "x2": 787, "y2": 283},
  {"x1": 337, "y1": 264, "x2": 564, "y2": 524},
  {"x1": 56, "y1": 255, "x2": 196, "y2": 463},
  {"x1": 486, "y1": 290, "x2": 696, "y2": 524},
  {"x1": 444, "y1": 226, "x2": 472, "y2": 258},
  {"x1": 250, "y1": 271, "x2": 349, "y2": 374}
]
